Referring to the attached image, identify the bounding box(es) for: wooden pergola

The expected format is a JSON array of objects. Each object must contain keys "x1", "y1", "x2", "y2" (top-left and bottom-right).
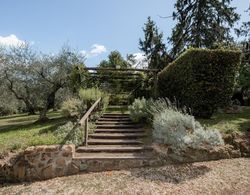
[{"x1": 84, "y1": 67, "x2": 159, "y2": 97}]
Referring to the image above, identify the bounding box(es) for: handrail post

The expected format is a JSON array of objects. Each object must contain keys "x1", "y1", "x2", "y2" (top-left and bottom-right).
[
  {"x1": 79, "y1": 98, "x2": 101, "y2": 146},
  {"x1": 84, "y1": 117, "x2": 88, "y2": 146}
]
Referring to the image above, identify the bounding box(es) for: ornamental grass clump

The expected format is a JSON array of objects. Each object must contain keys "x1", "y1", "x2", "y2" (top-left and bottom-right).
[
  {"x1": 61, "y1": 98, "x2": 86, "y2": 118},
  {"x1": 151, "y1": 98, "x2": 224, "y2": 153},
  {"x1": 79, "y1": 87, "x2": 109, "y2": 112},
  {"x1": 128, "y1": 97, "x2": 150, "y2": 122}
]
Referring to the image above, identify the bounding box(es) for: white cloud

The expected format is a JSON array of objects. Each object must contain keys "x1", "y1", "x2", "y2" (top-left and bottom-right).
[
  {"x1": 0, "y1": 34, "x2": 25, "y2": 47},
  {"x1": 80, "y1": 44, "x2": 107, "y2": 58},
  {"x1": 90, "y1": 44, "x2": 107, "y2": 56},
  {"x1": 80, "y1": 50, "x2": 87, "y2": 56},
  {"x1": 130, "y1": 52, "x2": 148, "y2": 69}
]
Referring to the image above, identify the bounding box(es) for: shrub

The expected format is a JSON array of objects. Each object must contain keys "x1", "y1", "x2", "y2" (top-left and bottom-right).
[
  {"x1": 53, "y1": 122, "x2": 83, "y2": 146},
  {"x1": 79, "y1": 87, "x2": 109, "y2": 112},
  {"x1": 158, "y1": 48, "x2": 241, "y2": 118},
  {"x1": 61, "y1": 98, "x2": 86, "y2": 118},
  {"x1": 128, "y1": 97, "x2": 150, "y2": 122},
  {"x1": 152, "y1": 105, "x2": 224, "y2": 153}
]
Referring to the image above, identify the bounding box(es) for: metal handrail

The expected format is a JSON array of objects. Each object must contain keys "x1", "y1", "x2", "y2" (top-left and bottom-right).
[{"x1": 79, "y1": 98, "x2": 101, "y2": 146}]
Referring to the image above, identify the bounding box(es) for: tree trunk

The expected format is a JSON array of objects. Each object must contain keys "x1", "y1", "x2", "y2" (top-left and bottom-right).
[
  {"x1": 37, "y1": 85, "x2": 61, "y2": 122},
  {"x1": 38, "y1": 106, "x2": 49, "y2": 122},
  {"x1": 24, "y1": 100, "x2": 36, "y2": 115},
  {"x1": 27, "y1": 107, "x2": 36, "y2": 115}
]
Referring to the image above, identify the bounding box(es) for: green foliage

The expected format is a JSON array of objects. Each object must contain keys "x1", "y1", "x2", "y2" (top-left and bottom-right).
[
  {"x1": 1, "y1": 44, "x2": 84, "y2": 119},
  {"x1": 139, "y1": 17, "x2": 172, "y2": 70},
  {"x1": 53, "y1": 121, "x2": 83, "y2": 146},
  {"x1": 109, "y1": 94, "x2": 129, "y2": 105},
  {"x1": 170, "y1": 0, "x2": 240, "y2": 57},
  {"x1": 158, "y1": 48, "x2": 241, "y2": 118},
  {"x1": 238, "y1": 41, "x2": 250, "y2": 89},
  {"x1": 61, "y1": 98, "x2": 86, "y2": 118},
  {"x1": 79, "y1": 87, "x2": 109, "y2": 112},
  {"x1": 99, "y1": 51, "x2": 129, "y2": 69},
  {"x1": 70, "y1": 64, "x2": 89, "y2": 92}
]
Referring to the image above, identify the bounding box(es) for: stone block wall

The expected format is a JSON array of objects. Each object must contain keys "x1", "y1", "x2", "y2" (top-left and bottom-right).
[{"x1": 0, "y1": 145, "x2": 76, "y2": 182}]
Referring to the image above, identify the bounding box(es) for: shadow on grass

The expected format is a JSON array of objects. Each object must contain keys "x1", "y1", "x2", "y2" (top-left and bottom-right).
[
  {"x1": 0, "y1": 117, "x2": 68, "y2": 134},
  {"x1": 0, "y1": 114, "x2": 32, "y2": 120},
  {"x1": 198, "y1": 107, "x2": 250, "y2": 133},
  {"x1": 59, "y1": 122, "x2": 82, "y2": 145},
  {"x1": 130, "y1": 164, "x2": 211, "y2": 184},
  {"x1": 6, "y1": 115, "x2": 39, "y2": 124},
  {"x1": 37, "y1": 117, "x2": 69, "y2": 134}
]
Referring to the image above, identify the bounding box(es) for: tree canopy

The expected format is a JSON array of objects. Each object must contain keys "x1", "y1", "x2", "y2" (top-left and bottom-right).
[
  {"x1": 169, "y1": 0, "x2": 240, "y2": 57},
  {"x1": 139, "y1": 17, "x2": 172, "y2": 70}
]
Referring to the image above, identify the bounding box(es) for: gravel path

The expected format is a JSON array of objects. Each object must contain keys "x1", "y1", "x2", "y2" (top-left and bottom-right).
[{"x1": 1, "y1": 158, "x2": 249, "y2": 195}]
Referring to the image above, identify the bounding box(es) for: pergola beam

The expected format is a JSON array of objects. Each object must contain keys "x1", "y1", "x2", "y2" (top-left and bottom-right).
[{"x1": 85, "y1": 67, "x2": 159, "y2": 73}]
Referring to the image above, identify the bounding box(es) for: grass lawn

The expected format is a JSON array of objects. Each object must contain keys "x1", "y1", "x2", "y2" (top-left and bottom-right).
[
  {"x1": 105, "y1": 105, "x2": 129, "y2": 114},
  {"x1": 0, "y1": 111, "x2": 68, "y2": 154},
  {"x1": 198, "y1": 106, "x2": 250, "y2": 134}
]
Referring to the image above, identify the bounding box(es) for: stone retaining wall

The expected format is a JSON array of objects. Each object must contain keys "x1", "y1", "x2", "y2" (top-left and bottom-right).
[
  {"x1": 0, "y1": 145, "x2": 75, "y2": 182},
  {"x1": 0, "y1": 145, "x2": 165, "y2": 182},
  {"x1": 1, "y1": 132, "x2": 248, "y2": 182}
]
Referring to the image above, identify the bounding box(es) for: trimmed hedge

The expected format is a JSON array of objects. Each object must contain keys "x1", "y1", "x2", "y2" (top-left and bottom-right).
[{"x1": 158, "y1": 48, "x2": 241, "y2": 118}]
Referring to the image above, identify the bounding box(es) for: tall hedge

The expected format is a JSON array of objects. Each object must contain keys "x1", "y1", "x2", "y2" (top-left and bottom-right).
[{"x1": 158, "y1": 48, "x2": 241, "y2": 118}]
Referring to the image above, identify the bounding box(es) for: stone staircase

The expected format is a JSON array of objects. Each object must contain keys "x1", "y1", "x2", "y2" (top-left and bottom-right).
[{"x1": 71, "y1": 113, "x2": 163, "y2": 172}]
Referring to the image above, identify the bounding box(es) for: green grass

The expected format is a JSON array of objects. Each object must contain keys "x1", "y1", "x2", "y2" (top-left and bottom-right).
[
  {"x1": 0, "y1": 111, "x2": 68, "y2": 154},
  {"x1": 105, "y1": 105, "x2": 129, "y2": 114},
  {"x1": 198, "y1": 106, "x2": 250, "y2": 134}
]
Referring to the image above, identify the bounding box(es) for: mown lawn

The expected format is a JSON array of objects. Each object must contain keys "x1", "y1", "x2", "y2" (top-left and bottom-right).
[
  {"x1": 0, "y1": 111, "x2": 68, "y2": 154},
  {"x1": 199, "y1": 106, "x2": 250, "y2": 134}
]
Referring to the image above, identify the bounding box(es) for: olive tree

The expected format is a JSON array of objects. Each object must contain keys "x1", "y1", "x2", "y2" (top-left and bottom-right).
[
  {"x1": 1, "y1": 44, "x2": 85, "y2": 120},
  {"x1": 36, "y1": 47, "x2": 84, "y2": 121},
  {"x1": 2, "y1": 44, "x2": 38, "y2": 115}
]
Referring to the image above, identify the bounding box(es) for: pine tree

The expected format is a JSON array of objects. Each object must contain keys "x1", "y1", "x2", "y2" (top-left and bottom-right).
[
  {"x1": 235, "y1": 5, "x2": 250, "y2": 39},
  {"x1": 139, "y1": 17, "x2": 172, "y2": 70},
  {"x1": 99, "y1": 51, "x2": 128, "y2": 69},
  {"x1": 169, "y1": 0, "x2": 240, "y2": 57}
]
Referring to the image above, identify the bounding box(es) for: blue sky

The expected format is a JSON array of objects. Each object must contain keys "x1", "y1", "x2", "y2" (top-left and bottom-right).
[{"x1": 0, "y1": 0, "x2": 249, "y2": 67}]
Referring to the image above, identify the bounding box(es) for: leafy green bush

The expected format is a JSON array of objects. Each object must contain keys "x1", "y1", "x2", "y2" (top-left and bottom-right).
[
  {"x1": 128, "y1": 97, "x2": 150, "y2": 122},
  {"x1": 61, "y1": 98, "x2": 86, "y2": 118},
  {"x1": 158, "y1": 48, "x2": 241, "y2": 118},
  {"x1": 79, "y1": 87, "x2": 109, "y2": 112},
  {"x1": 151, "y1": 101, "x2": 224, "y2": 153}
]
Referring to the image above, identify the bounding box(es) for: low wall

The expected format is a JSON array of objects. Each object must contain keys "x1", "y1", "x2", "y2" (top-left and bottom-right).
[
  {"x1": 0, "y1": 145, "x2": 165, "y2": 182},
  {"x1": 1, "y1": 132, "x2": 248, "y2": 182},
  {"x1": 0, "y1": 145, "x2": 76, "y2": 181}
]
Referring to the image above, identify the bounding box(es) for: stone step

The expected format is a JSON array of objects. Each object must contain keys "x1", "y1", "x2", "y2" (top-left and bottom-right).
[
  {"x1": 98, "y1": 118, "x2": 131, "y2": 122},
  {"x1": 74, "y1": 152, "x2": 153, "y2": 160},
  {"x1": 96, "y1": 121, "x2": 135, "y2": 125},
  {"x1": 87, "y1": 139, "x2": 143, "y2": 145},
  {"x1": 89, "y1": 133, "x2": 146, "y2": 139},
  {"x1": 96, "y1": 124, "x2": 142, "y2": 129},
  {"x1": 103, "y1": 113, "x2": 129, "y2": 116},
  {"x1": 94, "y1": 129, "x2": 145, "y2": 133},
  {"x1": 100, "y1": 115, "x2": 130, "y2": 119},
  {"x1": 76, "y1": 146, "x2": 152, "y2": 153}
]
